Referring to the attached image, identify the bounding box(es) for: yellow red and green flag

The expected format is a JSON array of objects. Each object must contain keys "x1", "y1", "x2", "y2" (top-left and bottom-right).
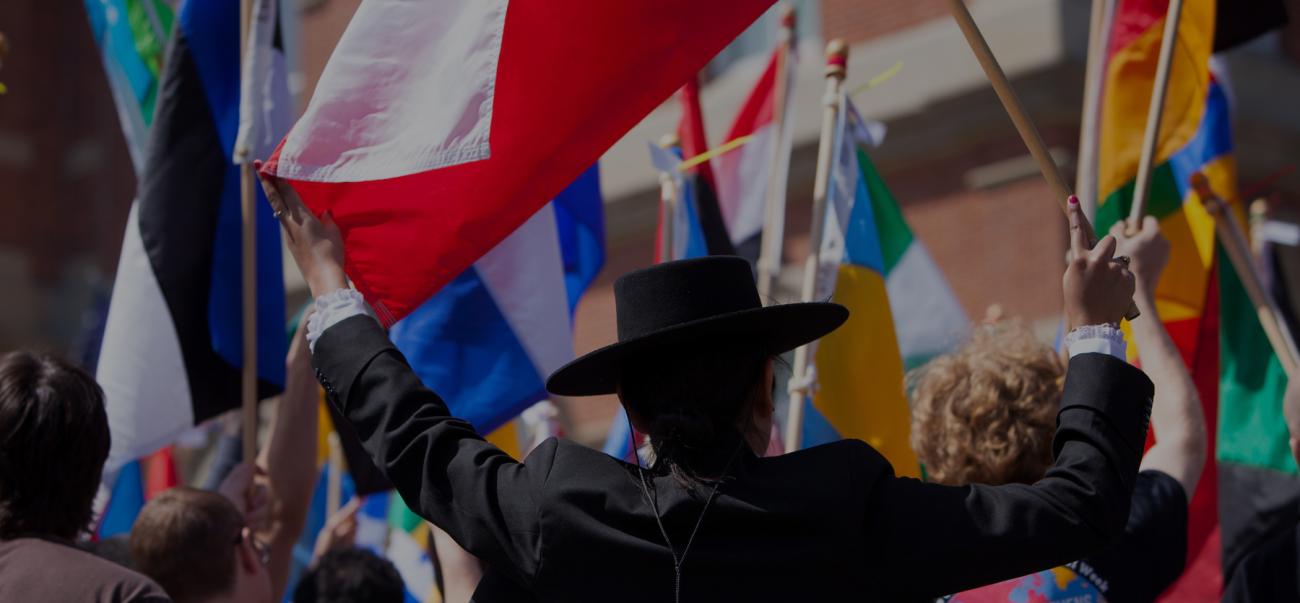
[{"x1": 1092, "y1": 0, "x2": 1294, "y2": 598}]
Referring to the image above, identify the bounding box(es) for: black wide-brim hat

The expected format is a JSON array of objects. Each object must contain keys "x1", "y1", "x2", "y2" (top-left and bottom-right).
[{"x1": 546, "y1": 256, "x2": 849, "y2": 397}]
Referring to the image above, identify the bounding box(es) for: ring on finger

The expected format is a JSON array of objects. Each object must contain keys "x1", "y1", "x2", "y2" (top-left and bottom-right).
[
  {"x1": 272, "y1": 209, "x2": 284, "y2": 220},
  {"x1": 1113, "y1": 255, "x2": 1131, "y2": 267}
]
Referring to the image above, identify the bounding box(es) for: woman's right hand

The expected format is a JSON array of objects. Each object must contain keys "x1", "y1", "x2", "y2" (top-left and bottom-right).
[
  {"x1": 255, "y1": 161, "x2": 347, "y2": 298},
  {"x1": 1063, "y1": 197, "x2": 1136, "y2": 329}
]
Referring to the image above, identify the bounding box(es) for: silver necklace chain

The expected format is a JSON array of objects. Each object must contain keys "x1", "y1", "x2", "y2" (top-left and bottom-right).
[{"x1": 635, "y1": 442, "x2": 744, "y2": 603}]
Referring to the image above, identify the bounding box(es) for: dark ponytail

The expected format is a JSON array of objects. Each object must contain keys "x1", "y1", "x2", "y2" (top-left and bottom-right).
[{"x1": 618, "y1": 343, "x2": 770, "y2": 485}]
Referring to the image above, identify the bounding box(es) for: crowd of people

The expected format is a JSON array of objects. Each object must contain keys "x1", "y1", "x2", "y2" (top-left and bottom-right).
[
  {"x1": 1, "y1": 179, "x2": 1298, "y2": 602},
  {"x1": 0, "y1": 314, "x2": 413, "y2": 603}
]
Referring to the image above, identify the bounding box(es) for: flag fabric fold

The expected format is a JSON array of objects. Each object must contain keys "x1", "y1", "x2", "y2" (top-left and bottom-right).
[{"x1": 262, "y1": 0, "x2": 774, "y2": 325}]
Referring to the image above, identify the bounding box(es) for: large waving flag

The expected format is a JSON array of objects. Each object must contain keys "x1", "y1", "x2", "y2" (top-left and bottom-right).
[
  {"x1": 1093, "y1": 1, "x2": 1222, "y2": 595},
  {"x1": 82, "y1": 0, "x2": 174, "y2": 171},
  {"x1": 1091, "y1": 1, "x2": 1291, "y2": 598},
  {"x1": 389, "y1": 166, "x2": 604, "y2": 434},
  {"x1": 97, "y1": 0, "x2": 289, "y2": 475},
  {"x1": 797, "y1": 98, "x2": 922, "y2": 477},
  {"x1": 262, "y1": 0, "x2": 773, "y2": 326},
  {"x1": 713, "y1": 41, "x2": 796, "y2": 264}
]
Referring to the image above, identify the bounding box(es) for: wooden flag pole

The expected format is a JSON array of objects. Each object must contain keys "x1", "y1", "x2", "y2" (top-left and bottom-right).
[
  {"x1": 784, "y1": 39, "x2": 847, "y2": 453},
  {"x1": 1128, "y1": 0, "x2": 1186, "y2": 228},
  {"x1": 1076, "y1": 0, "x2": 1114, "y2": 220},
  {"x1": 326, "y1": 431, "x2": 343, "y2": 515},
  {"x1": 657, "y1": 133, "x2": 681, "y2": 263},
  {"x1": 756, "y1": 4, "x2": 797, "y2": 302},
  {"x1": 944, "y1": 0, "x2": 1139, "y2": 320},
  {"x1": 238, "y1": 0, "x2": 259, "y2": 464},
  {"x1": 1193, "y1": 174, "x2": 1300, "y2": 378},
  {"x1": 944, "y1": 0, "x2": 1072, "y2": 208}
]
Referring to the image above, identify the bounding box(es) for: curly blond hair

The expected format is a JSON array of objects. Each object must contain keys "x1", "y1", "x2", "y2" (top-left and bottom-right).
[{"x1": 909, "y1": 321, "x2": 1064, "y2": 486}]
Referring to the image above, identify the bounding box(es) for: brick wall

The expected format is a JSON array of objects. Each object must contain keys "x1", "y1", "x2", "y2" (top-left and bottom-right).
[
  {"x1": 820, "y1": 0, "x2": 949, "y2": 44},
  {"x1": 0, "y1": 1, "x2": 136, "y2": 348},
  {"x1": 0, "y1": 3, "x2": 135, "y2": 282}
]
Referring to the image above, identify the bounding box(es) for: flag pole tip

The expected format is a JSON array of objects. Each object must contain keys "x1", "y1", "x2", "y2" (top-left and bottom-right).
[
  {"x1": 825, "y1": 39, "x2": 848, "y2": 78},
  {"x1": 1251, "y1": 198, "x2": 1269, "y2": 219},
  {"x1": 1189, "y1": 171, "x2": 1209, "y2": 191},
  {"x1": 658, "y1": 132, "x2": 681, "y2": 149},
  {"x1": 780, "y1": 4, "x2": 797, "y2": 28}
]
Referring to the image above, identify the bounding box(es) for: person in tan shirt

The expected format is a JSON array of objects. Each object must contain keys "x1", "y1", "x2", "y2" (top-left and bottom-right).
[{"x1": 0, "y1": 350, "x2": 170, "y2": 602}]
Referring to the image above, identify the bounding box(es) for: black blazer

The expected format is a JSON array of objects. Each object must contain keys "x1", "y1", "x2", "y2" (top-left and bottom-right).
[{"x1": 314, "y1": 316, "x2": 1154, "y2": 602}]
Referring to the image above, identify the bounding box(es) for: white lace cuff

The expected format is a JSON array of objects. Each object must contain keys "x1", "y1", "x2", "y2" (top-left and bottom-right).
[
  {"x1": 307, "y1": 288, "x2": 377, "y2": 352},
  {"x1": 1065, "y1": 324, "x2": 1127, "y2": 362}
]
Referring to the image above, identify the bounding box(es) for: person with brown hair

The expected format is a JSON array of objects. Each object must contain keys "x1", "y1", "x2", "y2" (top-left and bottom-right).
[
  {"x1": 124, "y1": 315, "x2": 321, "y2": 603},
  {"x1": 0, "y1": 350, "x2": 169, "y2": 602},
  {"x1": 263, "y1": 166, "x2": 1155, "y2": 601},
  {"x1": 130, "y1": 488, "x2": 272, "y2": 603},
  {"x1": 913, "y1": 216, "x2": 1206, "y2": 602}
]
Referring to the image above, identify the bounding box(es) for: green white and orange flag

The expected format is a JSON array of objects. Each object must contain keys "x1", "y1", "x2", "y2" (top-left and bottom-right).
[
  {"x1": 800, "y1": 99, "x2": 967, "y2": 476},
  {"x1": 1091, "y1": 0, "x2": 1293, "y2": 598}
]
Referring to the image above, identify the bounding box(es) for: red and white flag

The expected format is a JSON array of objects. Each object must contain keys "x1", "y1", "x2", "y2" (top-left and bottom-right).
[
  {"x1": 712, "y1": 39, "x2": 796, "y2": 263},
  {"x1": 262, "y1": 0, "x2": 773, "y2": 323}
]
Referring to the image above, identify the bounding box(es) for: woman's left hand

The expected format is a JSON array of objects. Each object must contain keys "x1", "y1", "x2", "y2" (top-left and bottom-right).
[{"x1": 255, "y1": 161, "x2": 346, "y2": 297}]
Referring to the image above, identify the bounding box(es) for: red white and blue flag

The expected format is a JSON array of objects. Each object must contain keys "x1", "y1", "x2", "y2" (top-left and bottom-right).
[
  {"x1": 261, "y1": 0, "x2": 774, "y2": 325},
  {"x1": 713, "y1": 40, "x2": 796, "y2": 264}
]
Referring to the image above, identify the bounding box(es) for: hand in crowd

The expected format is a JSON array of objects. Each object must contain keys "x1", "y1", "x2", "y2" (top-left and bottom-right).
[
  {"x1": 1110, "y1": 216, "x2": 1170, "y2": 299},
  {"x1": 311, "y1": 498, "x2": 362, "y2": 565},
  {"x1": 217, "y1": 462, "x2": 271, "y2": 531},
  {"x1": 1063, "y1": 197, "x2": 1136, "y2": 329},
  {"x1": 255, "y1": 161, "x2": 346, "y2": 298}
]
